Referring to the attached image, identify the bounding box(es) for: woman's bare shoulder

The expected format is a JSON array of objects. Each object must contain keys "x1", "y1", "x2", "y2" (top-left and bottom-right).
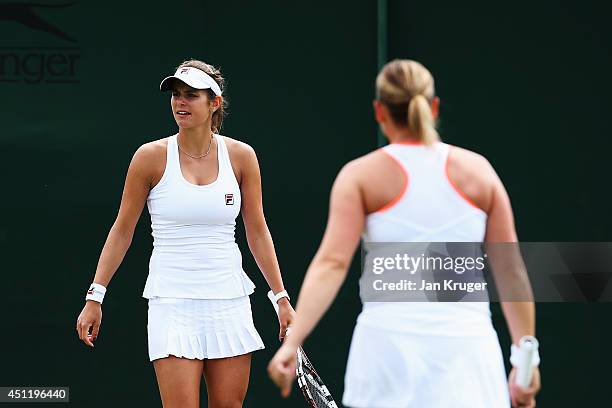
[
  {"x1": 221, "y1": 135, "x2": 257, "y2": 170},
  {"x1": 137, "y1": 137, "x2": 168, "y2": 155},
  {"x1": 222, "y1": 135, "x2": 254, "y2": 154},
  {"x1": 130, "y1": 137, "x2": 169, "y2": 165},
  {"x1": 445, "y1": 144, "x2": 502, "y2": 212},
  {"x1": 128, "y1": 137, "x2": 170, "y2": 188},
  {"x1": 340, "y1": 148, "x2": 399, "y2": 180},
  {"x1": 446, "y1": 144, "x2": 498, "y2": 183}
]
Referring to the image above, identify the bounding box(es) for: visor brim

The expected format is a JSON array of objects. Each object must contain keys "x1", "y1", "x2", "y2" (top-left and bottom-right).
[{"x1": 159, "y1": 76, "x2": 211, "y2": 92}]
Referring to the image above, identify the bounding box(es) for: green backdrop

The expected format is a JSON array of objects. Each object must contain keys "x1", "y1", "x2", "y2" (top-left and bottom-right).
[{"x1": 0, "y1": 0, "x2": 610, "y2": 406}]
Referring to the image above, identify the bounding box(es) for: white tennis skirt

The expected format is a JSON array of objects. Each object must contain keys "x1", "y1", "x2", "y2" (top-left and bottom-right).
[
  {"x1": 147, "y1": 296, "x2": 265, "y2": 361},
  {"x1": 342, "y1": 322, "x2": 510, "y2": 408}
]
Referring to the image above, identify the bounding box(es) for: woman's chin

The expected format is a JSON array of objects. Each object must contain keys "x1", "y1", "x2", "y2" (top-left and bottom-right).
[{"x1": 176, "y1": 122, "x2": 198, "y2": 129}]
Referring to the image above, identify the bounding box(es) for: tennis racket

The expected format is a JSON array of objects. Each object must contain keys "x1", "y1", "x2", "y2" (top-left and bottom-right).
[{"x1": 267, "y1": 291, "x2": 338, "y2": 408}]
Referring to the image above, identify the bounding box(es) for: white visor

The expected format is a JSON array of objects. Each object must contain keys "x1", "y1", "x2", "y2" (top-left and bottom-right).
[{"x1": 159, "y1": 67, "x2": 222, "y2": 96}]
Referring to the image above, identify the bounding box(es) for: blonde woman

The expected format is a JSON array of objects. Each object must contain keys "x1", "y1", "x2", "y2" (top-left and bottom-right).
[
  {"x1": 268, "y1": 60, "x2": 540, "y2": 408},
  {"x1": 76, "y1": 59, "x2": 295, "y2": 408}
]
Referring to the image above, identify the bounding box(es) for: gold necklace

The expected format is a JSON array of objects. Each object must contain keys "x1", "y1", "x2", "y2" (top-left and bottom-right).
[{"x1": 177, "y1": 134, "x2": 214, "y2": 159}]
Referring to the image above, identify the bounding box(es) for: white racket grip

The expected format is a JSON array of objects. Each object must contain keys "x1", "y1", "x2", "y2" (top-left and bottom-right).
[{"x1": 511, "y1": 336, "x2": 540, "y2": 389}]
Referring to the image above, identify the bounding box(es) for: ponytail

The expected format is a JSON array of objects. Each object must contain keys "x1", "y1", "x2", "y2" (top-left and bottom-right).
[
  {"x1": 408, "y1": 94, "x2": 439, "y2": 145},
  {"x1": 377, "y1": 59, "x2": 440, "y2": 145}
]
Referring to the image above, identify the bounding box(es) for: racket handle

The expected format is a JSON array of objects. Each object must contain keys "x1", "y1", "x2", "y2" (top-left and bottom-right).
[{"x1": 514, "y1": 336, "x2": 539, "y2": 389}]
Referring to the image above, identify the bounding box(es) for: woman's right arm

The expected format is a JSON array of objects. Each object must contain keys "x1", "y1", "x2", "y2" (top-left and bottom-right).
[
  {"x1": 91, "y1": 144, "x2": 155, "y2": 286},
  {"x1": 76, "y1": 144, "x2": 156, "y2": 347}
]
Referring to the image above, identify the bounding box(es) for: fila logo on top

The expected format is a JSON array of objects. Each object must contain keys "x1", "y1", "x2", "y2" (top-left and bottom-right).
[
  {"x1": 225, "y1": 194, "x2": 234, "y2": 205},
  {"x1": 180, "y1": 68, "x2": 189, "y2": 74}
]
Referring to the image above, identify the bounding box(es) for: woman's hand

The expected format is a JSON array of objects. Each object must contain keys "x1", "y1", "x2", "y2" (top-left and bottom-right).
[
  {"x1": 76, "y1": 300, "x2": 102, "y2": 347},
  {"x1": 277, "y1": 298, "x2": 296, "y2": 341},
  {"x1": 509, "y1": 366, "x2": 540, "y2": 407},
  {"x1": 268, "y1": 341, "x2": 298, "y2": 397}
]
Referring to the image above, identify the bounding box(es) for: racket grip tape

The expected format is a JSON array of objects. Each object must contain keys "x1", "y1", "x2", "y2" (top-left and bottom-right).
[{"x1": 511, "y1": 336, "x2": 540, "y2": 389}]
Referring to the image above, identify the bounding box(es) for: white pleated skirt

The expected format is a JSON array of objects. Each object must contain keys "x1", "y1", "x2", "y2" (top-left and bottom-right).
[
  {"x1": 147, "y1": 295, "x2": 265, "y2": 361},
  {"x1": 342, "y1": 322, "x2": 510, "y2": 408}
]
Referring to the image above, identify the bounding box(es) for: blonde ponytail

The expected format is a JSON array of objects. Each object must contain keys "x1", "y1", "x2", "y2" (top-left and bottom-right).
[
  {"x1": 376, "y1": 59, "x2": 440, "y2": 145},
  {"x1": 408, "y1": 94, "x2": 439, "y2": 145}
]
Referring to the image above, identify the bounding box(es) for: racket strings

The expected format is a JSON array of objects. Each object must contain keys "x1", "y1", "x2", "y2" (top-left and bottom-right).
[
  {"x1": 304, "y1": 374, "x2": 334, "y2": 406},
  {"x1": 297, "y1": 349, "x2": 338, "y2": 408}
]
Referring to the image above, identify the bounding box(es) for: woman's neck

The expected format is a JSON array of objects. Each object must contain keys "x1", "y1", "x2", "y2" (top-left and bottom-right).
[
  {"x1": 178, "y1": 126, "x2": 214, "y2": 153},
  {"x1": 384, "y1": 127, "x2": 421, "y2": 144}
]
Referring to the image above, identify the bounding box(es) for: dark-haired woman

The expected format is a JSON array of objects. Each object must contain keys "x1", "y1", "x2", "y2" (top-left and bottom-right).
[{"x1": 76, "y1": 59, "x2": 294, "y2": 408}]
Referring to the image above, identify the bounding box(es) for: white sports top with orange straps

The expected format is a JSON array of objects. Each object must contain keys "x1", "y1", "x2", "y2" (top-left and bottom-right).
[
  {"x1": 358, "y1": 141, "x2": 495, "y2": 337},
  {"x1": 142, "y1": 134, "x2": 255, "y2": 299}
]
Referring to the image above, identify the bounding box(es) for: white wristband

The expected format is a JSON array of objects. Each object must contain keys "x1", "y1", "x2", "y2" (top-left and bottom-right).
[
  {"x1": 85, "y1": 283, "x2": 107, "y2": 304},
  {"x1": 272, "y1": 290, "x2": 290, "y2": 303}
]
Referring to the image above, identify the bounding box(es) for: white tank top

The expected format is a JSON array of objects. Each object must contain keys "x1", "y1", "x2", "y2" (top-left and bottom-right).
[
  {"x1": 358, "y1": 142, "x2": 494, "y2": 337},
  {"x1": 142, "y1": 134, "x2": 255, "y2": 299}
]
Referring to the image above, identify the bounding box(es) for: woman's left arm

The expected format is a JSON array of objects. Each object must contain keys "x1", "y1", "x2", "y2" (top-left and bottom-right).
[{"x1": 237, "y1": 143, "x2": 294, "y2": 338}]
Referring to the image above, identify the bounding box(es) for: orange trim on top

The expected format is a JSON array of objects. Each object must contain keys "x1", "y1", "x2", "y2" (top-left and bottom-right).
[
  {"x1": 444, "y1": 146, "x2": 482, "y2": 211},
  {"x1": 374, "y1": 149, "x2": 409, "y2": 213}
]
